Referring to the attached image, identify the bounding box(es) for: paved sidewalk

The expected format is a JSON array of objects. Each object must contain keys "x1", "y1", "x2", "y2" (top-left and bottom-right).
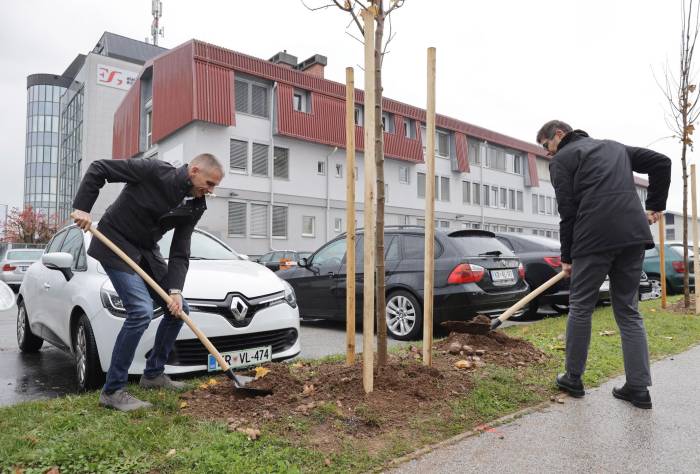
[{"x1": 391, "y1": 345, "x2": 700, "y2": 474}]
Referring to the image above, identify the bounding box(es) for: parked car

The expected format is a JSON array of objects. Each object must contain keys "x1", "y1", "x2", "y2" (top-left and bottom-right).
[
  {"x1": 17, "y1": 225, "x2": 300, "y2": 391},
  {"x1": 643, "y1": 244, "x2": 695, "y2": 294},
  {"x1": 278, "y1": 226, "x2": 528, "y2": 341},
  {"x1": 1, "y1": 247, "x2": 45, "y2": 291},
  {"x1": 257, "y1": 250, "x2": 313, "y2": 272}
]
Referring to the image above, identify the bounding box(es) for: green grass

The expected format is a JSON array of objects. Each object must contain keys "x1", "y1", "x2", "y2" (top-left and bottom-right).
[{"x1": 2, "y1": 296, "x2": 699, "y2": 473}]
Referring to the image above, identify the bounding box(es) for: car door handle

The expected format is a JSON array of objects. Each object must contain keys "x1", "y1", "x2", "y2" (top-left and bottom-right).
[{"x1": 43, "y1": 283, "x2": 51, "y2": 290}]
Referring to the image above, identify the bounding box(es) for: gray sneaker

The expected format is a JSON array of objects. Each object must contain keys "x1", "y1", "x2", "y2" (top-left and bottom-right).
[
  {"x1": 99, "y1": 389, "x2": 153, "y2": 412},
  {"x1": 139, "y1": 373, "x2": 186, "y2": 391}
]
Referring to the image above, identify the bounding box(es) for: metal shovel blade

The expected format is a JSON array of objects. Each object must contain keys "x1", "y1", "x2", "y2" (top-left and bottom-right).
[{"x1": 225, "y1": 369, "x2": 273, "y2": 396}]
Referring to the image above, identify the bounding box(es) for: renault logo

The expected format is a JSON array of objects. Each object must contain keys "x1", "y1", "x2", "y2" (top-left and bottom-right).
[{"x1": 230, "y1": 297, "x2": 248, "y2": 321}]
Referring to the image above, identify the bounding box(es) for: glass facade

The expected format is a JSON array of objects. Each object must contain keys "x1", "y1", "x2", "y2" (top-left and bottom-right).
[
  {"x1": 25, "y1": 82, "x2": 65, "y2": 218},
  {"x1": 57, "y1": 85, "x2": 84, "y2": 223}
]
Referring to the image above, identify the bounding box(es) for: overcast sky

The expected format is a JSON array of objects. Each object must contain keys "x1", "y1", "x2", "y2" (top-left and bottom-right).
[{"x1": 0, "y1": 0, "x2": 691, "y2": 214}]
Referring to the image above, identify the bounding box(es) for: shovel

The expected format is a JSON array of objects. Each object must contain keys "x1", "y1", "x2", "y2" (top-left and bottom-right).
[
  {"x1": 81, "y1": 221, "x2": 273, "y2": 396},
  {"x1": 442, "y1": 272, "x2": 567, "y2": 335}
]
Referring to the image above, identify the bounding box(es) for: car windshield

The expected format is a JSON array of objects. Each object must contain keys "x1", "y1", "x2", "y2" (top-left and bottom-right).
[
  {"x1": 670, "y1": 244, "x2": 694, "y2": 258},
  {"x1": 6, "y1": 250, "x2": 44, "y2": 261},
  {"x1": 158, "y1": 230, "x2": 240, "y2": 260},
  {"x1": 449, "y1": 235, "x2": 515, "y2": 257}
]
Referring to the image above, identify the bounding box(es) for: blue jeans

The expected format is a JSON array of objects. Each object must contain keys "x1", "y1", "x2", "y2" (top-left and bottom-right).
[{"x1": 102, "y1": 266, "x2": 187, "y2": 394}]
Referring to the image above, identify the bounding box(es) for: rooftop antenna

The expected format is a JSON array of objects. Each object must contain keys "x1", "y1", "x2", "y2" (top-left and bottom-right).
[{"x1": 151, "y1": 0, "x2": 164, "y2": 46}]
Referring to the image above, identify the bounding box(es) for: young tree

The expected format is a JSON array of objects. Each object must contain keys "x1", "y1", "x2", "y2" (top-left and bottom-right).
[
  {"x1": 3, "y1": 206, "x2": 58, "y2": 244},
  {"x1": 659, "y1": 0, "x2": 700, "y2": 308},
  {"x1": 304, "y1": 0, "x2": 405, "y2": 367}
]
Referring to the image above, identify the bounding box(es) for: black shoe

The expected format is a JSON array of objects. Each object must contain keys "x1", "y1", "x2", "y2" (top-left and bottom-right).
[
  {"x1": 555, "y1": 372, "x2": 585, "y2": 398},
  {"x1": 612, "y1": 384, "x2": 652, "y2": 409}
]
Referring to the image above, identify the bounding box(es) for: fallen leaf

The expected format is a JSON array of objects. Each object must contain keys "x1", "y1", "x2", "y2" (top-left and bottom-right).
[
  {"x1": 44, "y1": 469, "x2": 59, "y2": 474},
  {"x1": 179, "y1": 401, "x2": 188, "y2": 409},
  {"x1": 198, "y1": 383, "x2": 209, "y2": 390},
  {"x1": 290, "y1": 362, "x2": 304, "y2": 369},
  {"x1": 254, "y1": 367, "x2": 270, "y2": 379},
  {"x1": 325, "y1": 458, "x2": 332, "y2": 466},
  {"x1": 166, "y1": 449, "x2": 176, "y2": 457},
  {"x1": 650, "y1": 308, "x2": 657, "y2": 312},
  {"x1": 662, "y1": 336, "x2": 674, "y2": 340},
  {"x1": 556, "y1": 398, "x2": 565, "y2": 404},
  {"x1": 13, "y1": 467, "x2": 25, "y2": 474},
  {"x1": 598, "y1": 330, "x2": 616, "y2": 336},
  {"x1": 302, "y1": 384, "x2": 315, "y2": 396},
  {"x1": 454, "y1": 359, "x2": 472, "y2": 369},
  {"x1": 207, "y1": 378, "x2": 219, "y2": 386}
]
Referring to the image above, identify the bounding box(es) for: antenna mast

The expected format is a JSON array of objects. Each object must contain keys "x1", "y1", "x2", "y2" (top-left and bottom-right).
[{"x1": 151, "y1": 0, "x2": 164, "y2": 46}]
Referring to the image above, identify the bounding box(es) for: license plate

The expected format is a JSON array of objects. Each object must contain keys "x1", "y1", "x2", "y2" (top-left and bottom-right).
[
  {"x1": 640, "y1": 292, "x2": 655, "y2": 301},
  {"x1": 20, "y1": 266, "x2": 28, "y2": 272},
  {"x1": 207, "y1": 345, "x2": 272, "y2": 372},
  {"x1": 491, "y1": 269, "x2": 514, "y2": 282}
]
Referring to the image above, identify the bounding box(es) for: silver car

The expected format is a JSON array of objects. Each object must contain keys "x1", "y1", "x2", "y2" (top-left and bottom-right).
[{"x1": 1, "y1": 248, "x2": 45, "y2": 290}]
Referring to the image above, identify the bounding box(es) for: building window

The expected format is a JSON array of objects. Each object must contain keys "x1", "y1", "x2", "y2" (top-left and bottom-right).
[
  {"x1": 546, "y1": 196, "x2": 553, "y2": 215},
  {"x1": 500, "y1": 188, "x2": 508, "y2": 209},
  {"x1": 491, "y1": 187, "x2": 499, "y2": 208},
  {"x1": 230, "y1": 139, "x2": 248, "y2": 172},
  {"x1": 335, "y1": 163, "x2": 343, "y2": 178},
  {"x1": 273, "y1": 146, "x2": 289, "y2": 179},
  {"x1": 385, "y1": 183, "x2": 389, "y2": 203},
  {"x1": 227, "y1": 201, "x2": 246, "y2": 236},
  {"x1": 468, "y1": 139, "x2": 481, "y2": 165},
  {"x1": 399, "y1": 166, "x2": 410, "y2": 184},
  {"x1": 509, "y1": 189, "x2": 516, "y2": 210},
  {"x1": 473, "y1": 183, "x2": 481, "y2": 205},
  {"x1": 354, "y1": 105, "x2": 363, "y2": 126},
  {"x1": 334, "y1": 217, "x2": 342, "y2": 232},
  {"x1": 302, "y1": 216, "x2": 316, "y2": 237},
  {"x1": 554, "y1": 199, "x2": 558, "y2": 216},
  {"x1": 472, "y1": 223, "x2": 481, "y2": 230},
  {"x1": 516, "y1": 191, "x2": 524, "y2": 211},
  {"x1": 440, "y1": 176, "x2": 450, "y2": 201},
  {"x1": 382, "y1": 112, "x2": 395, "y2": 133},
  {"x1": 417, "y1": 172, "x2": 426, "y2": 198},
  {"x1": 462, "y1": 181, "x2": 471, "y2": 204},
  {"x1": 665, "y1": 213, "x2": 675, "y2": 225},
  {"x1": 483, "y1": 184, "x2": 490, "y2": 207},
  {"x1": 235, "y1": 78, "x2": 269, "y2": 118},
  {"x1": 553, "y1": 231, "x2": 559, "y2": 238},
  {"x1": 317, "y1": 161, "x2": 326, "y2": 175},
  {"x1": 532, "y1": 229, "x2": 539, "y2": 235},
  {"x1": 404, "y1": 118, "x2": 416, "y2": 139},
  {"x1": 436, "y1": 129, "x2": 450, "y2": 157},
  {"x1": 513, "y1": 155, "x2": 523, "y2": 175},
  {"x1": 666, "y1": 227, "x2": 675, "y2": 240},
  {"x1": 532, "y1": 193, "x2": 538, "y2": 213},
  {"x1": 539, "y1": 195, "x2": 546, "y2": 215},
  {"x1": 546, "y1": 230, "x2": 552, "y2": 238},
  {"x1": 272, "y1": 205, "x2": 288, "y2": 238},
  {"x1": 145, "y1": 109, "x2": 153, "y2": 149},
  {"x1": 250, "y1": 203, "x2": 268, "y2": 237},
  {"x1": 252, "y1": 143, "x2": 269, "y2": 177},
  {"x1": 293, "y1": 89, "x2": 311, "y2": 113}
]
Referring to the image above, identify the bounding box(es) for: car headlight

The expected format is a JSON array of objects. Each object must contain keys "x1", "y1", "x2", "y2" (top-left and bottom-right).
[
  {"x1": 282, "y1": 280, "x2": 297, "y2": 308},
  {"x1": 100, "y1": 287, "x2": 127, "y2": 317}
]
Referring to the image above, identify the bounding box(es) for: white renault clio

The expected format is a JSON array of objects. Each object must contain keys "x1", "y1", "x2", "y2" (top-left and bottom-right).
[{"x1": 17, "y1": 225, "x2": 300, "y2": 391}]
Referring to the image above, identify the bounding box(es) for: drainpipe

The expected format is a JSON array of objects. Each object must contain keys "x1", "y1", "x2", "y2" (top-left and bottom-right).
[
  {"x1": 480, "y1": 140, "x2": 486, "y2": 229},
  {"x1": 326, "y1": 146, "x2": 338, "y2": 242},
  {"x1": 269, "y1": 82, "x2": 278, "y2": 252}
]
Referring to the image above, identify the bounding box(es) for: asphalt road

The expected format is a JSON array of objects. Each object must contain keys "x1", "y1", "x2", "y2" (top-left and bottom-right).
[{"x1": 0, "y1": 304, "x2": 533, "y2": 407}]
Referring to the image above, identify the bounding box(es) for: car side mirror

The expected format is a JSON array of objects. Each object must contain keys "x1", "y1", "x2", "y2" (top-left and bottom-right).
[
  {"x1": 298, "y1": 257, "x2": 309, "y2": 268},
  {"x1": 42, "y1": 252, "x2": 74, "y2": 281}
]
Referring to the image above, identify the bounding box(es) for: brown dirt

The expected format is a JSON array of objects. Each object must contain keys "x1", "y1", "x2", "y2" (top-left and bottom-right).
[
  {"x1": 181, "y1": 330, "x2": 549, "y2": 454},
  {"x1": 668, "y1": 298, "x2": 699, "y2": 314}
]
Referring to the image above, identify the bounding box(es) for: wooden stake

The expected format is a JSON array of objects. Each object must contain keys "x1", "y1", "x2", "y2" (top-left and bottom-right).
[
  {"x1": 361, "y1": 9, "x2": 376, "y2": 393},
  {"x1": 659, "y1": 216, "x2": 667, "y2": 309},
  {"x1": 423, "y1": 47, "x2": 436, "y2": 366},
  {"x1": 345, "y1": 67, "x2": 357, "y2": 363},
  {"x1": 692, "y1": 164, "x2": 700, "y2": 314}
]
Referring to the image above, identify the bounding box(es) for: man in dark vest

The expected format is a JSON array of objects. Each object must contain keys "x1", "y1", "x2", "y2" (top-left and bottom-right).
[
  {"x1": 537, "y1": 120, "x2": 671, "y2": 409},
  {"x1": 72, "y1": 153, "x2": 224, "y2": 411}
]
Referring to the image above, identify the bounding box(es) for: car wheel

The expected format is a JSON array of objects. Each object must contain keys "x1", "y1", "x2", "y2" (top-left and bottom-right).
[
  {"x1": 508, "y1": 299, "x2": 543, "y2": 322},
  {"x1": 648, "y1": 278, "x2": 662, "y2": 299},
  {"x1": 16, "y1": 300, "x2": 43, "y2": 352},
  {"x1": 74, "y1": 313, "x2": 105, "y2": 391},
  {"x1": 550, "y1": 303, "x2": 570, "y2": 314},
  {"x1": 385, "y1": 290, "x2": 422, "y2": 341}
]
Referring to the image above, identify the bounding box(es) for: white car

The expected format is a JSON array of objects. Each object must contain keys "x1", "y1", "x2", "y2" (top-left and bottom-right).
[{"x1": 17, "y1": 225, "x2": 300, "y2": 391}]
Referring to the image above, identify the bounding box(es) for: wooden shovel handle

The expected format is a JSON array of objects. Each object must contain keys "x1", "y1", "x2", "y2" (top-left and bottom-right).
[
  {"x1": 497, "y1": 271, "x2": 567, "y2": 323},
  {"x1": 79, "y1": 220, "x2": 232, "y2": 373}
]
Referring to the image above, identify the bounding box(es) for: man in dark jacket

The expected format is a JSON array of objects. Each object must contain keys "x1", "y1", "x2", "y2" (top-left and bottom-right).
[
  {"x1": 72, "y1": 153, "x2": 223, "y2": 411},
  {"x1": 537, "y1": 120, "x2": 671, "y2": 409}
]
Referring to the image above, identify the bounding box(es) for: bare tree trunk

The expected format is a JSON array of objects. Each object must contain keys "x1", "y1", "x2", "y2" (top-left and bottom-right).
[
  {"x1": 374, "y1": 2, "x2": 388, "y2": 367},
  {"x1": 682, "y1": 143, "x2": 690, "y2": 307}
]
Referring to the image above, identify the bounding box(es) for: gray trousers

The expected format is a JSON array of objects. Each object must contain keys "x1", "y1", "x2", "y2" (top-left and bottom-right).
[{"x1": 566, "y1": 244, "x2": 651, "y2": 387}]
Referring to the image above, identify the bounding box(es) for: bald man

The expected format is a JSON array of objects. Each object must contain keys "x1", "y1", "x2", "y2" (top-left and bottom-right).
[{"x1": 72, "y1": 154, "x2": 223, "y2": 411}]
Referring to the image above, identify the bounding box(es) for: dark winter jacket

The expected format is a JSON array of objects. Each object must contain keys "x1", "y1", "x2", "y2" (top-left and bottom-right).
[
  {"x1": 549, "y1": 130, "x2": 672, "y2": 263},
  {"x1": 72, "y1": 158, "x2": 206, "y2": 291}
]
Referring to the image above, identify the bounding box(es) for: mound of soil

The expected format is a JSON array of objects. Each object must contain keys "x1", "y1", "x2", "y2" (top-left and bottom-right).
[{"x1": 181, "y1": 330, "x2": 548, "y2": 453}]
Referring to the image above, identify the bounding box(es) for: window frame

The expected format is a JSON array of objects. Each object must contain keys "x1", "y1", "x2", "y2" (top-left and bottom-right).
[{"x1": 302, "y1": 215, "x2": 316, "y2": 238}]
